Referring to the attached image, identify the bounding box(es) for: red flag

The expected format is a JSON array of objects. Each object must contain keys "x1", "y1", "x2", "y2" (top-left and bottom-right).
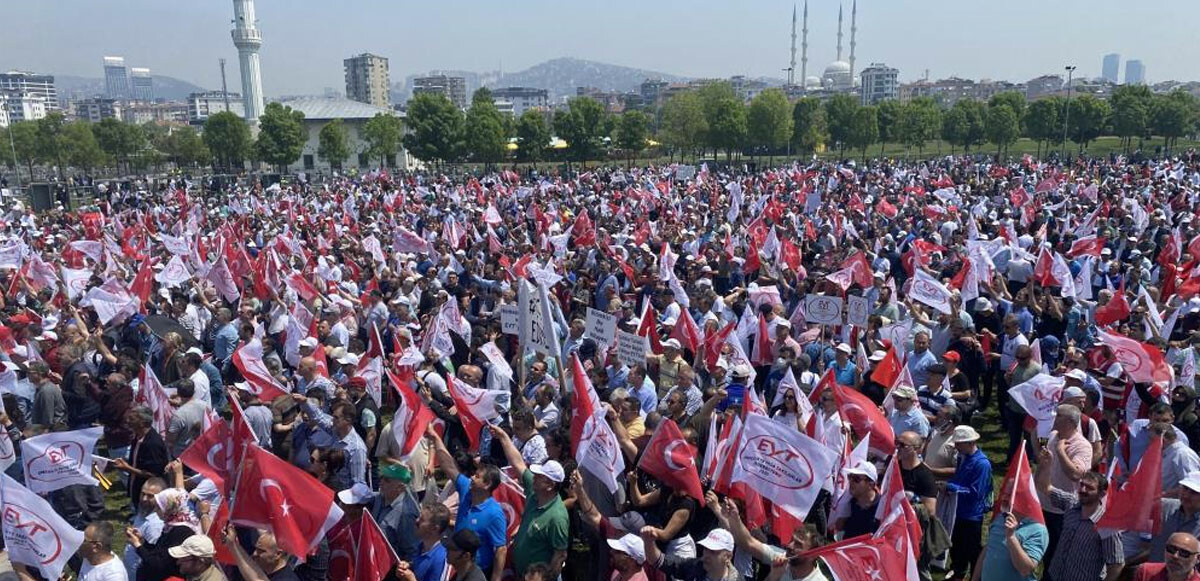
[
  {"x1": 178, "y1": 419, "x2": 235, "y2": 490},
  {"x1": 638, "y1": 419, "x2": 705, "y2": 505},
  {"x1": 637, "y1": 303, "x2": 664, "y2": 355},
  {"x1": 446, "y1": 375, "x2": 504, "y2": 453},
  {"x1": 703, "y1": 323, "x2": 736, "y2": 372},
  {"x1": 230, "y1": 445, "x2": 345, "y2": 559},
  {"x1": 1094, "y1": 282, "x2": 1131, "y2": 327},
  {"x1": 231, "y1": 338, "x2": 290, "y2": 401},
  {"x1": 668, "y1": 308, "x2": 703, "y2": 354},
  {"x1": 869, "y1": 346, "x2": 902, "y2": 387},
  {"x1": 286, "y1": 273, "x2": 321, "y2": 302},
  {"x1": 743, "y1": 237, "x2": 762, "y2": 274},
  {"x1": 355, "y1": 512, "x2": 399, "y2": 581},
  {"x1": 875, "y1": 457, "x2": 923, "y2": 553},
  {"x1": 1097, "y1": 435, "x2": 1163, "y2": 534},
  {"x1": 492, "y1": 468, "x2": 526, "y2": 543},
  {"x1": 384, "y1": 367, "x2": 434, "y2": 458},
  {"x1": 830, "y1": 370, "x2": 895, "y2": 456},
  {"x1": 327, "y1": 521, "x2": 358, "y2": 581},
  {"x1": 129, "y1": 258, "x2": 155, "y2": 308},
  {"x1": 779, "y1": 239, "x2": 802, "y2": 273},
  {"x1": 840, "y1": 251, "x2": 874, "y2": 289},
  {"x1": 802, "y1": 534, "x2": 908, "y2": 581},
  {"x1": 1095, "y1": 328, "x2": 1173, "y2": 386},
  {"x1": 992, "y1": 439, "x2": 1044, "y2": 523},
  {"x1": 1067, "y1": 236, "x2": 1105, "y2": 258},
  {"x1": 571, "y1": 211, "x2": 596, "y2": 247}
]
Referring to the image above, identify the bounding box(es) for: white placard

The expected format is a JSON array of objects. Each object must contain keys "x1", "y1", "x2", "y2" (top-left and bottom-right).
[
  {"x1": 804, "y1": 295, "x2": 844, "y2": 326},
  {"x1": 500, "y1": 304, "x2": 520, "y2": 335},
  {"x1": 615, "y1": 330, "x2": 649, "y2": 369},
  {"x1": 586, "y1": 307, "x2": 618, "y2": 347},
  {"x1": 847, "y1": 295, "x2": 870, "y2": 328},
  {"x1": 519, "y1": 280, "x2": 560, "y2": 356}
]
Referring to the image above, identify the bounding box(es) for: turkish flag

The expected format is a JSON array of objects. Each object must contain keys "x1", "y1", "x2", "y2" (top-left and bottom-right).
[
  {"x1": 230, "y1": 445, "x2": 345, "y2": 559},
  {"x1": 840, "y1": 251, "x2": 874, "y2": 289},
  {"x1": 875, "y1": 456, "x2": 923, "y2": 553},
  {"x1": 869, "y1": 346, "x2": 902, "y2": 388},
  {"x1": 178, "y1": 419, "x2": 235, "y2": 490},
  {"x1": 830, "y1": 370, "x2": 896, "y2": 456},
  {"x1": 743, "y1": 237, "x2": 762, "y2": 274},
  {"x1": 1094, "y1": 282, "x2": 1131, "y2": 327},
  {"x1": 129, "y1": 257, "x2": 155, "y2": 308},
  {"x1": 637, "y1": 302, "x2": 664, "y2": 355},
  {"x1": 669, "y1": 307, "x2": 703, "y2": 354},
  {"x1": 638, "y1": 419, "x2": 705, "y2": 505},
  {"x1": 801, "y1": 534, "x2": 908, "y2": 581},
  {"x1": 703, "y1": 323, "x2": 736, "y2": 372},
  {"x1": 286, "y1": 273, "x2": 321, "y2": 302},
  {"x1": 1097, "y1": 434, "x2": 1163, "y2": 534},
  {"x1": 446, "y1": 375, "x2": 505, "y2": 453},
  {"x1": 492, "y1": 468, "x2": 526, "y2": 543},
  {"x1": 327, "y1": 521, "x2": 358, "y2": 581},
  {"x1": 1068, "y1": 235, "x2": 1106, "y2": 258},
  {"x1": 1094, "y1": 327, "x2": 1173, "y2": 386},
  {"x1": 992, "y1": 438, "x2": 1044, "y2": 523},
  {"x1": 355, "y1": 512, "x2": 398, "y2": 581},
  {"x1": 751, "y1": 314, "x2": 771, "y2": 366},
  {"x1": 571, "y1": 211, "x2": 596, "y2": 247},
  {"x1": 384, "y1": 367, "x2": 434, "y2": 458},
  {"x1": 231, "y1": 338, "x2": 290, "y2": 401}
]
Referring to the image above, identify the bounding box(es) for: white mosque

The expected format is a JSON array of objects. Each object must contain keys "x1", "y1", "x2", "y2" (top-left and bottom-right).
[{"x1": 792, "y1": 0, "x2": 860, "y2": 93}]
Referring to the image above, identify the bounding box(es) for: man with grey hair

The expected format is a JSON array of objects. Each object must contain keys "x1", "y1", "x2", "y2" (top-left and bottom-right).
[
  {"x1": 1039, "y1": 403, "x2": 1094, "y2": 576},
  {"x1": 112, "y1": 406, "x2": 168, "y2": 512}
]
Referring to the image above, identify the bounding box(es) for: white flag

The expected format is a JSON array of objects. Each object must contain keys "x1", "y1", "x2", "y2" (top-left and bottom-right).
[
  {"x1": 732, "y1": 414, "x2": 838, "y2": 521},
  {"x1": 576, "y1": 407, "x2": 625, "y2": 494},
  {"x1": 1, "y1": 474, "x2": 85, "y2": 580},
  {"x1": 160, "y1": 232, "x2": 193, "y2": 255},
  {"x1": 909, "y1": 269, "x2": 954, "y2": 315},
  {"x1": 0, "y1": 428, "x2": 15, "y2": 473},
  {"x1": 20, "y1": 426, "x2": 104, "y2": 494},
  {"x1": 155, "y1": 255, "x2": 193, "y2": 288},
  {"x1": 1007, "y1": 374, "x2": 1066, "y2": 438},
  {"x1": 61, "y1": 266, "x2": 93, "y2": 300}
]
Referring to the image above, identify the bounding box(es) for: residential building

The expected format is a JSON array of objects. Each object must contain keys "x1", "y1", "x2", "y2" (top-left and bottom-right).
[
  {"x1": 412, "y1": 74, "x2": 467, "y2": 109},
  {"x1": 973, "y1": 80, "x2": 1026, "y2": 101},
  {"x1": 275, "y1": 97, "x2": 418, "y2": 173},
  {"x1": 859, "y1": 63, "x2": 898, "y2": 105},
  {"x1": 1102, "y1": 53, "x2": 1120, "y2": 84},
  {"x1": 1025, "y1": 75, "x2": 1064, "y2": 100},
  {"x1": 130, "y1": 68, "x2": 153, "y2": 101},
  {"x1": 0, "y1": 71, "x2": 60, "y2": 111},
  {"x1": 1125, "y1": 60, "x2": 1145, "y2": 85},
  {"x1": 575, "y1": 87, "x2": 633, "y2": 113},
  {"x1": 122, "y1": 102, "x2": 189, "y2": 125},
  {"x1": 0, "y1": 97, "x2": 9, "y2": 128},
  {"x1": 730, "y1": 76, "x2": 769, "y2": 102},
  {"x1": 640, "y1": 79, "x2": 669, "y2": 106},
  {"x1": 899, "y1": 77, "x2": 976, "y2": 105},
  {"x1": 2, "y1": 92, "x2": 48, "y2": 124},
  {"x1": 104, "y1": 56, "x2": 129, "y2": 99},
  {"x1": 490, "y1": 87, "x2": 549, "y2": 116},
  {"x1": 344, "y1": 53, "x2": 390, "y2": 108},
  {"x1": 187, "y1": 91, "x2": 244, "y2": 125},
  {"x1": 73, "y1": 97, "x2": 122, "y2": 122}
]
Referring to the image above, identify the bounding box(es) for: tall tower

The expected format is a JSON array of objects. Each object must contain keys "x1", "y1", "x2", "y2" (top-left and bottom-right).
[
  {"x1": 231, "y1": 0, "x2": 265, "y2": 124},
  {"x1": 801, "y1": 0, "x2": 808, "y2": 89},
  {"x1": 788, "y1": 5, "x2": 797, "y2": 86},
  {"x1": 849, "y1": 0, "x2": 857, "y2": 79},
  {"x1": 836, "y1": 4, "x2": 843, "y2": 62}
]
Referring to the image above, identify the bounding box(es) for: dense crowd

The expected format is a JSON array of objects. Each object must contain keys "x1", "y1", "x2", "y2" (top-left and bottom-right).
[{"x1": 3, "y1": 150, "x2": 1200, "y2": 581}]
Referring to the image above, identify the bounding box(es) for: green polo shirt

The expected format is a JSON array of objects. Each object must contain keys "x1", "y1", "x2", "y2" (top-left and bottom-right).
[{"x1": 511, "y1": 469, "x2": 569, "y2": 574}]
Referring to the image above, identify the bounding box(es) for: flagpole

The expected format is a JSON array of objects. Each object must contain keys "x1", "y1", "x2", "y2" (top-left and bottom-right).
[{"x1": 1008, "y1": 439, "x2": 1023, "y2": 514}]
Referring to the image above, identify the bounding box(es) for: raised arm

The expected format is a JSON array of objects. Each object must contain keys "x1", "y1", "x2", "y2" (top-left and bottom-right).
[
  {"x1": 488, "y1": 424, "x2": 528, "y2": 475},
  {"x1": 426, "y1": 424, "x2": 461, "y2": 481}
]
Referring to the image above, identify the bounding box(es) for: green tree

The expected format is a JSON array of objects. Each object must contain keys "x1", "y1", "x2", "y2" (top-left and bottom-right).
[
  {"x1": 402, "y1": 92, "x2": 464, "y2": 167},
  {"x1": 92, "y1": 118, "x2": 147, "y2": 175},
  {"x1": 317, "y1": 119, "x2": 350, "y2": 170},
  {"x1": 746, "y1": 89, "x2": 792, "y2": 162},
  {"x1": 1024, "y1": 98, "x2": 1062, "y2": 158},
  {"x1": 554, "y1": 97, "x2": 609, "y2": 167},
  {"x1": 824, "y1": 94, "x2": 859, "y2": 158},
  {"x1": 34, "y1": 112, "x2": 69, "y2": 174},
  {"x1": 846, "y1": 105, "x2": 879, "y2": 161},
  {"x1": 254, "y1": 102, "x2": 306, "y2": 173},
  {"x1": 659, "y1": 92, "x2": 708, "y2": 161},
  {"x1": 791, "y1": 97, "x2": 827, "y2": 154},
  {"x1": 696, "y1": 82, "x2": 739, "y2": 156},
  {"x1": 874, "y1": 100, "x2": 903, "y2": 157},
  {"x1": 985, "y1": 104, "x2": 1020, "y2": 158},
  {"x1": 707, "y1": 97, "x2": 747, "y2": 160},
  {"x1": 614, "y1": 110, "x2": 649, "y2": 168},
  {"x1": 1067, "y1": 95, "x2": 1111, "y2": 152},
  {"x1": 941, "y1": 100, "x2": 985, "y2": 153},
  {"x1": 1151, "y1": 90, "x2": 1198, "y2": 154},
  {"x1": 202, "y1": 111, "x2": 251, "y2": 173},
  {"x1": 463, "y1": 88, "x2": 507, "y2": 167},
  {"x1": 1109, "y1": 85, "x2": 1153, "y2": 152},
  {"x1": 162, "y1": 126, "x2": 210, "y2": 169},
  {"x1": 515, "y1": 110, "x2": 550, "y2": 165},
  {"x1": 988, "y1": 92, "x2": 1026, "y2": 128},
  {"x1": 897, "y1": 97, "x2": 940, "y2": 157},
  {"x1": 61, "y1": 122, "x2": 106, "y2": 171},
  {"x1": 1, "y1": 121, "x2": 39, "y2": 178},
  {"x1": 362, "y1": 113, "x2": 405, "y2": 168}
]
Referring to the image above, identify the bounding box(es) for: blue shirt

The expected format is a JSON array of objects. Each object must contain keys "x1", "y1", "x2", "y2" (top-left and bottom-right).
[
  {"x1": 981, "y1": 517, "x2": 1047, "y2": 581},
  {"x1": 454, "y1": 474, "x2": 508, "y2": 571},
  {"x1": 413, "y1": 542, "x2": 447, "y2": 581},
  {"x1": 906, "y1": 349, "x2": 938, "y2": 388},
  {"x1": 948, "y1": 448, "x2": 993, "y2": 522},
  {"x1": 832, "y1": 360, "x2": 856, "y2": 387},
  {"x1": 213, "y1": 322, "x2": 240, "y2": 365},
  {"x1": 888, "y1": 406, "x2": 931, "y2": 439}
]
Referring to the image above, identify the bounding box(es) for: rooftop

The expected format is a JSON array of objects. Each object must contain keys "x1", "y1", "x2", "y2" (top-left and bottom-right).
[{"x1": 275, "y1": 97, "x2": 396, "y2": 120}]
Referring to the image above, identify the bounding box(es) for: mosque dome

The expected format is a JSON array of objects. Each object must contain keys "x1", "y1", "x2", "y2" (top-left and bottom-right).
[
  {"x1": 804, "y1": 76, "x2": 822, "y2": 89},
  {"x1": 823, "y1": 61, "x2": 851, "y2": 76},
  {"x1": 822, "y1": 61, "x2": 853, "y2": 89}
]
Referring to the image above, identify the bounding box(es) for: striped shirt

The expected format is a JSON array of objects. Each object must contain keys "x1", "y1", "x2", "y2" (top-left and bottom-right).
[
  {"x1": 305, "y1": 401, "x2": 369, "y2": 485},
  {"x1": 1045, "y1": 487, "x2": 1124, "y2": 581}
]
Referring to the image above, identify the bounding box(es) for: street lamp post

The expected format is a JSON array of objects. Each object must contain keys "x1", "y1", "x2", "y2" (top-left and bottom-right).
[
  {"x1": 1061, "y1": 65, "x2": 1076, "y2": 160},
  {"x1": 7, "y1": 124, "x2": 20, "y2": 191}
]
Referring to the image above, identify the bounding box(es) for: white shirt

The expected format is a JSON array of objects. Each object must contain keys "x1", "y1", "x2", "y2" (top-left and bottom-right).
[
  {"x1": 81, "y1": 556, "x2": 128, "y2": 581},
  {"x1": 188, "y1": 368, "x2": 211, "y2": 408}
]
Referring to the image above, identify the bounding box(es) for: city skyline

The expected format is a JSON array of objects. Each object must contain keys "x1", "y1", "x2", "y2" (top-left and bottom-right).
[{"x1": 1, "y1": 0, "x2": 1196, "y2": 97}]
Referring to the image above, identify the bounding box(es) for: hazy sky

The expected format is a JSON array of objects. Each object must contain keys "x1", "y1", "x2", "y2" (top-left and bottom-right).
[{"x1": 4, "y1": 0, "x2": 1196, "y2": 97}]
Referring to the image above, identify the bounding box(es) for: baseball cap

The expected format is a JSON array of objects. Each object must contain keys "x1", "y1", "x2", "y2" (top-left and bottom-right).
[
  {"x1": 869, "y1": 350, "x2": 887, "y2": 362},
  {"x1": 663, "y1": 338, "x2": 682, "y2": 350},
  {"x1": 1180, "y1": 471, "x2": 1200, "y2": 494},
  {"x1": 1061, "y1": 386, "x2": 1086, "y2": 399},
  {"x1": 608, "y1": 511, "x2": 647, "y2": 534},
  {"x1": 952, "y1": 425, "x2": 981, "y2": 443},
  {"x1": 168, "y1": 534, "x2": 216, "y2": 559},
  {"x1": 942, "y1": 351, "x2": 961, "y2": 363},
  {"x1": 974, "y1": 298, "x2": 994, "y2": 312},
  {"x1": 299, "y1": 337, "x2": 319, "y2": 349},
  {"x1": 607, "y1": 534, "x2": 647, "y2": 565},
  {"x1": 530, "y1": 460, "x2": 566, "y2": 483},
  {"x1": 444, "y1": 529, "x2": 482, "y2": 554},
  {"x1": 697, "y1": 529, "x2": 735, "y2": 552},
  {"x1": 336, "y1": 353, "x2": 360, "y2": 366},
  {"x1": 380, "y1": 463, "x2": 413, "y2": 483},
  {"x1": 337, "y1": 482, "x2": 374, "y2": 505},
  {"x1": 836, "y1": 343, "x2": 852, "y2": 354},
  {"x1": 893, "y1": 386, "x2": 918, "y2": 400},
  {"x1": 845, "y1": 461, "x2": 878, "y2": 481},
  {"x1": 732, "y1": 364, "x2": 753, "y2": 378}
]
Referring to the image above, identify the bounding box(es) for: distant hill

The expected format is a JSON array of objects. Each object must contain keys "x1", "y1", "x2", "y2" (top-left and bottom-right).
[
  {"x1": 493, "y1": 57, "x2": 689, "y2": 100},
  {"x1": 55, "y1": 74, "x2": 207, "y2": 101}
]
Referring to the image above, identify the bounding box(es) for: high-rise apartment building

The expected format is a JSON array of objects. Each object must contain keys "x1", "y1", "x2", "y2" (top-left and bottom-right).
[{"x1": 344, "y1": 53, "x2": 391, "y2": 108}]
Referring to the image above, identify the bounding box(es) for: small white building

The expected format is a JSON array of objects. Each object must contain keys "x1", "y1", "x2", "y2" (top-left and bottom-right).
[
  {"x1": 276, "y1": 97, "x2": 418, "y2": 173},
  {"x1": 3, "y1": 91, "x2": 48, "y2": 124}
]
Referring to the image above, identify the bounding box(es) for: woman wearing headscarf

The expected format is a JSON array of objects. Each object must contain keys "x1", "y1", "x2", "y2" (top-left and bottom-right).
[{"x1": 127, "y1": 486, "x2": 203, "y2": 581}]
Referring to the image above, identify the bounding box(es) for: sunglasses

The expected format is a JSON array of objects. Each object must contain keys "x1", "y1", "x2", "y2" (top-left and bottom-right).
[
  {"x1": 1166, "y1": 545, "x2": 1198, "y2": 559},
  {"x1": 848, "y1": 474, "x2": 871, "y2": 483}
]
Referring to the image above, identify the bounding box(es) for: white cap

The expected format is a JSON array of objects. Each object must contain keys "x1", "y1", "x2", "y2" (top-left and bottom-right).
[
  {"x1": 606, "y1": 534, "x2": 646, "y2": 564},
  {"x1": 974, "y1": 298, "x2": 994, "y2": 312},
  {"x1": 845, "y1": 461, "x2": 878, "y2": 481},
  {"x1": 663, "y1": 338, "x2": 682, "y2": 350},
  {"x1": 336, "y1": 353, "x2": 361, "y2": 366},
  {"x1": 299, "y1": 337, "x2": 319, "y2": 349},
  {"x1": 1061, "y1": 386, "x2": 1086, "y2": 399},
  {"x1": 836, "y1": 343, "x2": 853, "y2": 354},
  {"x1": 1180, "y1": 471, "x2": 1200, "y2": 494},
  {"x1": 530, "y1": 460, "x2": 566, "y2": 483},
  {"x1": 697, "y1": 529, "x2": 735, "y2": 552},
  {"x1": 952, "y1": 425, "x2": 981, "y2": 443},
  {"x1": 337, "y1": 482, "x2": 374, "y2": 505},
  {"x1": 869, "y1": 350, "x2": 887, "y2": 362}
]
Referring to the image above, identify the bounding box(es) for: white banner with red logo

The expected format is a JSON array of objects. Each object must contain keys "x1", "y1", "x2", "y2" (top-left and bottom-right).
[
  {"x1": 1, "y1": 474, "x2": 85, "y2": 580},
  {"x1": 1007, "y1": 374, "x2": 1066, "y2": 438},
  {"x1": 19, "y1": 427, "x2": 104, "y2": 494},
  {"x1": 731, "y1": 414, "x2": 837, "y2": 521}
]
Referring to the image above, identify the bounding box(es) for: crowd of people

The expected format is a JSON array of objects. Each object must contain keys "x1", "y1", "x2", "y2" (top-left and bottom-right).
[{"x1": 2, "y1": 150, "x2": 1200, "y2": 581}]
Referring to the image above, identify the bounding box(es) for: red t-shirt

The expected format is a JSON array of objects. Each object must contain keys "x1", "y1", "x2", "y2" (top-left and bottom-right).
[{"x1": 1133, "y1": 563, "x2": 1200, "y2": 581}]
